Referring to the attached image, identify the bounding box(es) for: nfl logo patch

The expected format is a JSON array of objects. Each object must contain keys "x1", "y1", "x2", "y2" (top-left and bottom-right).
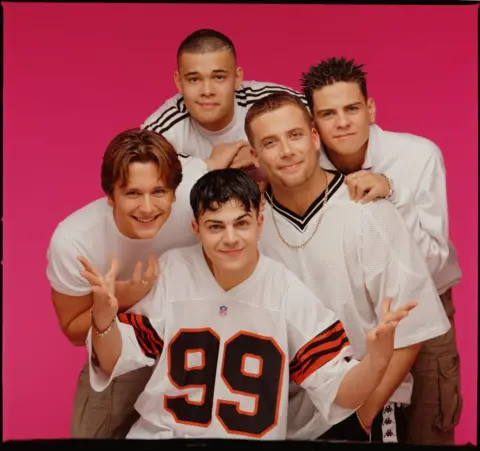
[{"x1": 219, "y1": 305, "x2": 228, "y2": 316}]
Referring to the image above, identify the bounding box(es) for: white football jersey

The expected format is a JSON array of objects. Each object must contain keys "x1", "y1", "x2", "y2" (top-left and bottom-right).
[
  {"x1": 46, "y1": 156, "x2": 206, "y2": 296},
  {"x1": 142, "y1": 81, "x2": 307, "y2": 159},
  {"x1": 87, "y1": 244, "x2": 359, "y2": 440},
  {"x1": 259, "y1": 171, "x2": 451, "y2": 439}
]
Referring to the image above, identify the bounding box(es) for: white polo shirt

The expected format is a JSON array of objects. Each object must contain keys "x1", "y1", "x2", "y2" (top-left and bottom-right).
[{"x1": 319, "y1": 124, "x2": 462, "y2": 295}]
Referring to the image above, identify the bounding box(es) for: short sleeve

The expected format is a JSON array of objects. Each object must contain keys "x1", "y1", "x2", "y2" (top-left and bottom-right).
[
  {"x1": 359, "y1": 200, "x2": 451, "y2": 348},
  {"x1": 46, "y1": 226, "x2": 92, "y2": 296},
  {"x1": 284, "y1": 274, "x2": 358, "y2": 426}
]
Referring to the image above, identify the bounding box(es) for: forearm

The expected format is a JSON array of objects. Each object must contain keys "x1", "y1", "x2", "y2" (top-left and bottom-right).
[
  {"x1": 334, "y1": 354, "x2": 388, "y2": 409},
  {"x1": 117, "y1": 294, "x2": 138, "y2": 311},
  {"x1": 359, "y1": 344, "x2": 422, "y2": 419},
  {"x1": 91, "y1": 320, "x2": 123, "y2": 376}
]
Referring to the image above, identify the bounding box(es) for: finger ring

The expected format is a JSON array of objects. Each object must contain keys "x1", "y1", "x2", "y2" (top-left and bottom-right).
[{"x1": 141, "y1": 280, "x2": 148, "y2": 286}]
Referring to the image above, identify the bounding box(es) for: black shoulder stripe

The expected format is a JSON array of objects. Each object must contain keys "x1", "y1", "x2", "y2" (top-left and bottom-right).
[
  {"x1": 178, "y1": 153, "x2": 190, "y2": 159},
  {"x1": 153, "y1": 112, "x2": 190, "y2": 135},
  {"x1": 144, "y1": 97, "x2": 186, "y2": 130},
  {"x1": 176, "y1": 96, "x2": 185, "y2": 110},
  {"x1": 236, "y1": 88, "x2": 308, "y2": 107},
  {"x1": 238, "y1": 98, "x2": 308, "y2": 109},
  {"x1": 154, "y1": 107, "x2": 188, "y2": 131},
  {"x1": 238, "y1": 85, "x2": 301, "y2": 96},
  {"x1": 144, "y1": 106, "x2": 177, "y2": 130}
]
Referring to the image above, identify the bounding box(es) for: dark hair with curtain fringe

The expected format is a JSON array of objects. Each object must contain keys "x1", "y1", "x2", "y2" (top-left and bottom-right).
[{"x1": 190, "y1": 169, "x2": 260, "y2": 221}]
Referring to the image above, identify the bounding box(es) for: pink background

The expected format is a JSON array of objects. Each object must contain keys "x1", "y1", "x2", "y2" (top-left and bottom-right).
[{"x1": 3, "y1": 2, "x2": 478, "y2": 444}]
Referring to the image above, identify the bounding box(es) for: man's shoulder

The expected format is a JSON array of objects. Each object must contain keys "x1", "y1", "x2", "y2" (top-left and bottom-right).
[
  {"x1": 236, "y1": 80, "x2": 307, "y2": 107},
  {"x1": 323, "y1": 197, "x2": 400, "y2": 229},
  {"x1": 377, "y1": 125, "x2": 443, "y2": 160},
  {"x1": 142, "y1": 92, "x2": 190, "y2": 134},
  {"x1": 48, "y1": 198, "x2": 111, "y2": 262},
  {"x1": 55, "y1": 198, "x2": 110, "y2": 237},
  {"x1": 158, "y1": 244, "x2": 202, "y2": 271}
]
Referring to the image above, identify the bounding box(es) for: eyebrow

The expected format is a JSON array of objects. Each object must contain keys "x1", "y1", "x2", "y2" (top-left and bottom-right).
[
  {"x1": 121, "y1": 183, "x2": 165, "y2": 191},
  {"x1": 184, "y1": 69, "x2": 229, "y2": 77},
  {"x1": 204, "y1": 213, "x2": 252, "y2": 224},
  {"x1": 316, "y1": 102, "x2": 363, "y2": 114},
  {"x1": 260, "y1": 127, "x2": 304, "y2": 141}
]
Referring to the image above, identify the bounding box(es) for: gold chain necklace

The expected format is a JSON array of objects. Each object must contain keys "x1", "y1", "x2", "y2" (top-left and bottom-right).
[{"x1": 271, "y1": 170, "x2": 329, "y2": 250}]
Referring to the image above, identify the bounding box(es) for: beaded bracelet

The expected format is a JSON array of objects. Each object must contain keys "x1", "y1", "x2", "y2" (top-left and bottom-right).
[{"x1": 90, "y1": 308, "x2": 116, "y2": 338}]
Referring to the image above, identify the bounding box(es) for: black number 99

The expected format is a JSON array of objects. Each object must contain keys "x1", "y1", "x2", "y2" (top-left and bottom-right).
[{"x1": 164, "y1": 328, "x2": 285, "y2": 438}]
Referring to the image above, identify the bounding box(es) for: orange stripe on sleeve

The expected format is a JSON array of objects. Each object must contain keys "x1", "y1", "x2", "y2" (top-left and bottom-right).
[
  {"x1": 117, "y1": 313, "x2": 164, "y2": 359},
  {"x1": 290, "y1": 320, "x2": 350, "y2": 385}
]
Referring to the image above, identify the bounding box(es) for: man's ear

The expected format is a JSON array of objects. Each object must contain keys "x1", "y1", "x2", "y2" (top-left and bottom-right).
[
  {"x1": 174, "y1": 71, "x2": 183, "y2": 95},
  {"x1": 191, "y1": 219, "x2": 200, "y2": 237}
]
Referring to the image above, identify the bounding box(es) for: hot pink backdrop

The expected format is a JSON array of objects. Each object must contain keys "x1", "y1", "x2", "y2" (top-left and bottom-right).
[{"x1": 3, "y1": 2, "x2": 478, "y2": 444}]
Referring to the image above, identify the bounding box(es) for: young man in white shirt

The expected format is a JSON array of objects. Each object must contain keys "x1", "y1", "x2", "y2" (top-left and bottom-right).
[
  {"x1": 142, "y1": 29, "x2": 306, "y2": 175},
  {"x1": 46, "y1": 129, "x2": 240, "y2": 438},
  {"x1": 82, "y1": 168, "x2": 415, "y2": 440},
  {"x1": 300, "y1": 57, "x2": 462, "y2": 445},
  {"x1": 244, "y1": 92, "x2": 452, "y2": 443}
]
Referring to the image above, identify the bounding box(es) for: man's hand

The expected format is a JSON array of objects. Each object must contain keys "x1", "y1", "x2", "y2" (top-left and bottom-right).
[
  {"x1": 344, "y1": 170, "x2": 390, "y2": 203},
  {"x1": 230, "y1": 144, "x2": 257, "y2": 170},
  {"x1": 206, "y1": 140, "x2": 250, "y2": 171},
  {"x1": 78, "y1": 255, "x2": 159, "y2": 311},
  {"x1": 78, "y1": 256, "x2": 120, "y2": 332},
  {"x1": 366, "y1": 298, "x2": 417, "y2": 370}
]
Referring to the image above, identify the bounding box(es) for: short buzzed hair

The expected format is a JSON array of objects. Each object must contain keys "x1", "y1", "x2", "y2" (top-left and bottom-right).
[
  {"x1": 300, "y1": 57, "x2": 368, "y2": 110},
  {"x1": 244, "y1": 92, "x2": 313, "y2": 145},
  {"x1": 177, "y1": 29, "x2": 236, "y2": 65}
]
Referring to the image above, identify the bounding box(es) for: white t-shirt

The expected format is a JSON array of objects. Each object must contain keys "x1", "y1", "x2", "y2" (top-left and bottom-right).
[
  {"x1": 319, "y1": 124, "x2": 462, "y2": 295},
  {"x1": 46, "y1": 157, "x2": 207, "y2": 296},
  {"x1": 87, "y1": 243, "x2": 359, "y2": 440},
  {"x1": 259, "y1": 171, "x2": 451, "y2": 439},
  {"x1": 142, "y1": 81, "x2": 307, "y2": 159}
]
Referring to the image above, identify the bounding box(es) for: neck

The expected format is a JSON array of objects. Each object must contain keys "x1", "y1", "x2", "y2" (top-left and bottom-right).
[
  {"x1": 196, "y1": 108, "x2": 235, "y2": 132},
  {"x1": 271, "y1": 167, "x2": 328, "y2": 216},
  {"x1": 204, "y1": 249, "x2": 260, "y2": 291},
  {"x1": 325, "y1": 140, "x2": 368, "y2": 175}
]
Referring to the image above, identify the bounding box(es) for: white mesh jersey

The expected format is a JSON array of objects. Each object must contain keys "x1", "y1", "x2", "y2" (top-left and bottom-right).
[
  {"x1": 142, "y1": 81, "x2": 307, "y2": 159},
  {"x1": 87, "y1": 243, "x2": 360, "y2": 440},
  {"x1": 46, "y1": 156, "x2": 206, "y2": 296},
  {"x1": 259, "y1": 171, "x2": 451, "y2": 439}
]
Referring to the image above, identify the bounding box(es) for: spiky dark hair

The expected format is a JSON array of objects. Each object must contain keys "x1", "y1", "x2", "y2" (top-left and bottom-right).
[{"x1": 300, "y1": 57, "x2": 368, "y2": 110}]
